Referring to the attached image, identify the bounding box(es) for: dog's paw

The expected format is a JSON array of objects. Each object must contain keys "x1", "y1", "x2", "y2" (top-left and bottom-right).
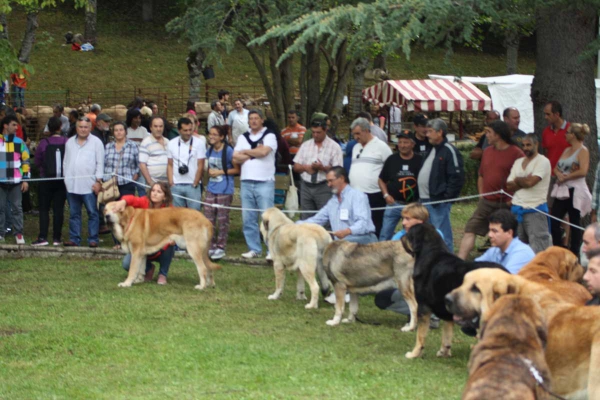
[
  {"x1": 341, "y1": 318, "x2": 355, "y2": 324},
  {"x1": 194, "y1": 284, "x2": 205, "y2": 290},
  {"x1": 405, "y1": 350, "x2": 421, "y2": 359},
  {"x1": 401, "y1": 323, "x2": 415, "y2": 332},
  {"x1": 267, "y1": 293, "x2": 279, "y2": 300},
  {"x1": 304, "y1": 303, "x2": 318, "y2": 309},
  {"x1": 436, "y1": 348, "x2": 452, "y2": 358},
  {"x1": 118, "y1": 281, "x2": 132, "y2": 288},
  {"x1": 296, "y1": 293, "x2": 307, "y2": 301},
  {"x1": 326, "y1": 319, "x2": 340, "y2": 326},
  {"x1": 134, "y1": 276, "x2": 144, "y2": 284}
]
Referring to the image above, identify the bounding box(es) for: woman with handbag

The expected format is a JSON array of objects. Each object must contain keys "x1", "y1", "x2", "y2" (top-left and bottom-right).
[
  {"x1": 103, "y1": 122, "x2": 139, "y2": 244},
  {"x1": 204, "y1": 125, "x2": 240, "y2": 260},
  {"x1": 112, "y1": 182, "x2": 175, "y2": 285}
]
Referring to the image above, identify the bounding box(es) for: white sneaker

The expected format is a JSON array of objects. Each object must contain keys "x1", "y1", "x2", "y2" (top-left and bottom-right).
[
  {"x1": 16, "y1": 234, "x2": 25, "y2": 245},
  {"x1": 241, "y1": 250, "x2": 260, "y2": 259},
  {"x1": 211, "y1": 249, "x2": 226, "y2": 260},
  {"x1": 266, "y1": 252, "x2": 273, "y2": 261},
  {"x1": 208, "y1": 249, "x2": 216, "y2": 257}
]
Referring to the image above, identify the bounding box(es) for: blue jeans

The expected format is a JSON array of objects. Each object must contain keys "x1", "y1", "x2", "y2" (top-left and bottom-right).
[
  {"x1": 424, "y1": 201, "x2": 453, "y2": 252},
  {"x1": 122, "y1": 245, "x2": 175, "y2": 277},
  {"x1": 241, "y1": 180, "x2": 274, "y2": 253},
  {"x1": 171, "y1": 184, "x2": 202, "y2": 211},
  {"x1": 11, "y1": 86, "x2": 25, "y2": 107},
  {"x1": 136, "y1": 175, "x2": 147, "y2": 197},
  {"x1": 345, "y1": 233, "x2": 378, "y2": 244},
  {"x1": 379, "y1": 202, "x2": 405, "y2": 241},
  {"x1": 67, "y1": 192, "x2": 99, "y2": 245}
]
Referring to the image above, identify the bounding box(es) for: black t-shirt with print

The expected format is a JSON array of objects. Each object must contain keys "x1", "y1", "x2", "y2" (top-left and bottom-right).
[
  {"x1": 379, "y1": 153, "x2": 423, "y2": 203},
  {"x1": 412, "y1": 134, "x2": 431, "y2": 158}
]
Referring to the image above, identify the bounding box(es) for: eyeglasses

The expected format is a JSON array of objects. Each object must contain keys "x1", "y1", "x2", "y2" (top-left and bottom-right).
[
  {"x1": 77, "y1": 116, "x2": 91, "y2": 122},
  {"x1": 356, "y1": 148, "x2": 364, "y2": 159}
]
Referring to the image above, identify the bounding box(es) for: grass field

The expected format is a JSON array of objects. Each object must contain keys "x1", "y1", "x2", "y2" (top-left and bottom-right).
[{"x1": 1, "y1": 257, "x2": 476, "y2": 400}]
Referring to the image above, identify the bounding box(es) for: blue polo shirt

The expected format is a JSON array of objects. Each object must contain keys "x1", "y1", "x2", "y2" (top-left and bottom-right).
[{"x1": 475, "y1": 237, "x2": 535, "y2": 274}]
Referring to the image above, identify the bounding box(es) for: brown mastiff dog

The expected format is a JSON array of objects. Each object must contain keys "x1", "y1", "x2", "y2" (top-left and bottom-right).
[
  {"x1": 447, "y1": 269, "x2": 600, "y2": 399},
  {"x1": 463, "y1": 294, "x2": 551, "y2": 400},
  {"x1": 104, "y1": 202, "x2": 221, "y2": 289}
]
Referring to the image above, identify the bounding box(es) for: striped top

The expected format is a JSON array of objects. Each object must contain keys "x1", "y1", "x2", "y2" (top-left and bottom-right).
[
  {"x1": 0, "y1": 134, "x2": 30, "y2": 184},
  {"x1": 139, "y1": 135, "x2": 169, "y2": 182},
  {"x1": 349, "y1": 137, "x2": 392, "y2": 193}
]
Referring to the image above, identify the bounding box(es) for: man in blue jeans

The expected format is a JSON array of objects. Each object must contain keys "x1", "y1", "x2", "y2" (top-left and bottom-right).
[
  {"x1": 416, "y1": 118, "x2": 465, "y2": 252},
  {"x1": 167, "y1": 117, "x2": 206, "y2": 211},
  {"x1": 63, "y1": 116, "x2": 104, "y2": 247},
  {"x1": 233, "y1": 110, "x2": 278, "y2": 259}
]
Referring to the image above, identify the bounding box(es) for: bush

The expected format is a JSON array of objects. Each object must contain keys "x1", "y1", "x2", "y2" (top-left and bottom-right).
[{"x1": 459, "y1": 144, "x2": 479, "y2": 197}]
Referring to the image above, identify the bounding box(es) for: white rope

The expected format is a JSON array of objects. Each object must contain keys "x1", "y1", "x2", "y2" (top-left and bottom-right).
[
  {"x1": 0, "y1": 175, "x2": 99, "y2": 183},
  {"x1": 6, "y1": 173, "x2": 588, "y2": 231}
]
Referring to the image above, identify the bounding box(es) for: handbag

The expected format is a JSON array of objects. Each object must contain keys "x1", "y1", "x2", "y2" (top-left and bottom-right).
[
  {"x1": 284, "y1": 164, "x2": 299, "y2": 218},
  {"x1": 98, "y1": 149, "x2": 123, "y2": 205}
]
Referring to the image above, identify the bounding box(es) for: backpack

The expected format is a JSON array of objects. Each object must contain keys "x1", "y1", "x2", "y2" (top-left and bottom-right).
[{"x1": 42, "y1": 139, "x2": 66, "y2": 178}]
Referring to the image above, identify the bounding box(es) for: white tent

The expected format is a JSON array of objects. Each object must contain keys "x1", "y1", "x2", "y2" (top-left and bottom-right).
[{"x1": 429, "y1": 74, "x2": 600, "y2": 136}]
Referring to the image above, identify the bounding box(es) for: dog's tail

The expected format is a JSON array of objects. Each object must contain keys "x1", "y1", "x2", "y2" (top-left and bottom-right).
[
  {"x1": 203, "y1": 247, "x2": 222, "y2": 270},
  {"x1": 318, "y1": 235, "x2": 334, "y2": 296}
]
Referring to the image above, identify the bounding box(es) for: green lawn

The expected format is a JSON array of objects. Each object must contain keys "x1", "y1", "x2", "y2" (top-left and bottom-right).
[{"x1": 1, "y1": 257, "x2": 475, "y2": 400}]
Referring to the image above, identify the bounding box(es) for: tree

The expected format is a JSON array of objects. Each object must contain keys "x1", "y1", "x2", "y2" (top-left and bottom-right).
[
  {"x1": 256, "y1": 0, "x2": 599, "y2": 183},
  {"x1": 84, "y1": 0, "x2": 97, "y2": 46}
]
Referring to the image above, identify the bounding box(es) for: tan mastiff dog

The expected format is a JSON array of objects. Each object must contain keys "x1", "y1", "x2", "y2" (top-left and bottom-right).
[
  {"x1": 104, "y1": 202, "x2": 221, "y2": 289},
  {"x1": 260, "y1": 207, "x2": 332, "y2": 309},
  {"x1": 447, "y1": 269, "x2": 600, "y2": 399}
]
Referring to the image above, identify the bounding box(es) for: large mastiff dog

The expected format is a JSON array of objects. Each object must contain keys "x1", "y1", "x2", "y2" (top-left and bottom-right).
[
  {"x1": 462, "y1": 294, "x2": 551, "y2": 400},
  {"x1": 322, "y1": 240, "x2": 417, "y2": 330},
  {"x1": 104, "y1": 202, "x2": 221, "y2": 289},
  {"x1": 447, "y1": 269, "x2": 600, "y2": 399},
  {"x1": 260, "y1": 208, "x2": 332, "y2": 309}
]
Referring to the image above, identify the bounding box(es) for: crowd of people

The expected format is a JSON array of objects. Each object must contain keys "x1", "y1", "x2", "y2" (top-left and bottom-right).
[{"x1": 0, "y1": 98, "x2": 599, "y2": 293}]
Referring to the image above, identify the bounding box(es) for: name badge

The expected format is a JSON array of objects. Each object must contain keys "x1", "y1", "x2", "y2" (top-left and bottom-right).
[
  {"x1": 402, "y1": 165, "x2": 409, "y2": 171},
  {"x1": 420, "y1": 145, "x2": 426, "y2": 152},
  {"x1": 340, "y1": 209, "x2": 349, "y2": 221}
]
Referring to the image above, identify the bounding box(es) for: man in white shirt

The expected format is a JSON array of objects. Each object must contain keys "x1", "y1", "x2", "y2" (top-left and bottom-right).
[
  {"x1": 139, "y1": 116, "x2": 169, "y2": 185},
  {"x1": 167, "y1": 117, "x2": 206, "y2": 211},
  {"x1": 43, "y1": 104, "x2": 70, "y2": 136},
  {"x1": 63, "y1": 116, "x2": 104, "y2": 247},
  {"x1": 227, "y1": 99, "x2": 250, "y2": 146},
  {"x1": 233, "y1": 110, "x2": 278, "y2": 259},
  {"x1": 349, "y1": 117, "x2": 392, "y2": 237},
  {"x1": 207, "y1": 100, "x2": 225, "y2": 131},
  {"x1": 506, "y1": 134, "x2": 552, "y2": 253}
]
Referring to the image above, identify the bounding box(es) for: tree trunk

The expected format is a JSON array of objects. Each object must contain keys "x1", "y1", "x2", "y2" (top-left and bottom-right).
[
  {"x1": 17, "y1": 11, "x2": 39, "y2": 63},
  {"x1": 0, "y1": 13, "x2": 8, "y2": 40},
  {"x1": 504, "y1": 29, "x2": 519, "y2": 75},
  {"x1": 531, "y1": 6, "x2": 598, "y2": 190},
  {"x1": 142, "y1": 0, "x2": 153, "y2": 22},
  {"x1": 305, "y1": 42, "x2": 321, "y2": 122},
  {"x1": 186, "y1": 49, "x2": 205, "y2": 103},
  {"x1": 373, "y1": 52, "x2": 386, "y2": 71},
  {"x1": 267, "y1": 38, "x2": 287, "y2": 126},
  {"x1": 84, "y1": 0, "x2": 97, "y2": 46},
  {"x1": 351, "y1": 57, "x2": 370, "y2": 118},
  {"x1": 299, "y1": 53, "x2": 308, "y2": 125}
]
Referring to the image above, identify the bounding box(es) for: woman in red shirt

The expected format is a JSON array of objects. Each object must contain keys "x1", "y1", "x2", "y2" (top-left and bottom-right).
[{"x1": 112, "y1": 181, "x2": 174, "y2": 285}]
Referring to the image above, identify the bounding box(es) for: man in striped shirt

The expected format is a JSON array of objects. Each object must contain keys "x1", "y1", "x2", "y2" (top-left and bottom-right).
[
  {"x1": 0, "y1": 115, "x2": 30, "y2": 244},
  {"x1": 139, "y1": 116, "x2": 169, "y2": 185}
]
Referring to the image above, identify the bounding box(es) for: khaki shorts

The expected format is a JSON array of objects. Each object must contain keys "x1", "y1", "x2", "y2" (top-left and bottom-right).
[{"x1": 464, "y1": 198, "x2": 511, "y2": 236}]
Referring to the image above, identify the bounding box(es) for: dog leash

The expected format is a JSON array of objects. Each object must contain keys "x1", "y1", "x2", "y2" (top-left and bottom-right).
[{"x1": 520, "y1": 358, "x2": 567, "y2": 400}]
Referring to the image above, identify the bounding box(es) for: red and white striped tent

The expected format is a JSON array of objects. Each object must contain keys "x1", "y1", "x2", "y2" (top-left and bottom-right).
[{"x1": 362, "y1": 79, "x2": 492, "y2": 112}]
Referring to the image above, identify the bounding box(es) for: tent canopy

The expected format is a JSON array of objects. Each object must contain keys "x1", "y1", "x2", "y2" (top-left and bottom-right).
[{"x1": 362, "y1": 79, "x2": 492, "y2": 112}]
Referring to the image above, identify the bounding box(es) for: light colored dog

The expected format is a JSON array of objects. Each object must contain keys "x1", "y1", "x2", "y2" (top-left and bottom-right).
[
  {"x1": 104, "y1": 202, "x2": 221, "y2": 289},
  {"x1": 260, "y1": 208, "x2": 332, "y2": 309},
  {"x1": 322, "y1": 240, "x2": 417, "y2": 330}
]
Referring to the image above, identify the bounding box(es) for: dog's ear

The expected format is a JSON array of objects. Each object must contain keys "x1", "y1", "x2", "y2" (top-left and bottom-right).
[{"x1": 264, "y1": 219, "x2": 269, "y2": 232}]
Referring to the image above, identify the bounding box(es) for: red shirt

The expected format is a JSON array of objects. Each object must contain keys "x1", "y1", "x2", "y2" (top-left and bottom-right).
[
  {"x1": 122, "y1": 195, "x2": 169, "y2": 209},
  {"x1": 542, "y1": 121, "x2": 570, "y2": 175},
  {"x1": 479, "y1": 144, "x2": 525, "y2": 202}
]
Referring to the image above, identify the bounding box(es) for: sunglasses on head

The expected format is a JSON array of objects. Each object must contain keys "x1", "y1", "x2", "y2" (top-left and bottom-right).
[{"x1": 311, "y1": 120, "x2": 327, "y2": 129}]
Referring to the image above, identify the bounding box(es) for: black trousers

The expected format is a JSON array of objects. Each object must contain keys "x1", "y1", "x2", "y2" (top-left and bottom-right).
[
  {"x1": 367, "y1": 191, "x2": 386, "y2": 238},
  {"x1": 550, "y1": 188, "x2": 582, "y2": 255},
  {"x1": 37, "y1": 180, "x2": 67, "y2": 241}
]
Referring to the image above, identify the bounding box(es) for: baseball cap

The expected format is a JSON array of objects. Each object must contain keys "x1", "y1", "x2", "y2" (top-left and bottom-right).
[
  {"x1": 96, "y1": 113, "x2": 113, "y2": 122},
  {"x1": 413, "y1": 114, "x2": 428, "y2": 126},
  {"x1": 396, "y1": 130, "x2": 414, "y2": 140}
]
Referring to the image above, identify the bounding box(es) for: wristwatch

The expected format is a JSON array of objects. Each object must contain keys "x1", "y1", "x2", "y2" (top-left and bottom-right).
[{"x1": 383, "y1": 193, "x2": 390, "y2": 199}]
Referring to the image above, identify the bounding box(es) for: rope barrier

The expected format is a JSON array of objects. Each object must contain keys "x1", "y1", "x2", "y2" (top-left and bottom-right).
[{"x1": 1, "y1": 174, "x2": 587, "y2": 231}]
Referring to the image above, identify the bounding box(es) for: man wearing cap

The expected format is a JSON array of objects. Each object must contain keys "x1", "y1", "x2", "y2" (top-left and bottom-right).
[
  {"x1": 293, "y1": 119, "x2": 343, "y2": 219},
  {"x1": 411, "y1": 114, "x2": 431, "y2": 158},
  {"x1": 92, "y1": 113, "x2": 112, "y2": 145},
  {"x1": 378, "y1": 131, "x2": 422, "y2": 241}
]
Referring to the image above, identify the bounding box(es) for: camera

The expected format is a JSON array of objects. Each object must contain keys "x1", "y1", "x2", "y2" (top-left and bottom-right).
[{"x1": 178, "y1": 164, "x2": 189, "y2": 175}]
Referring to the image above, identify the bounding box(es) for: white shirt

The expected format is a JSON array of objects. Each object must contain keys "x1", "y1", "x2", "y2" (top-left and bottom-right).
[
  {"x1": 167, "y1": 136, "x2": 206, "y2": 185},
  {"x1": 507, "y1": 153, "x2": 551, "y2": 208},
  {"x1": 227, "y1": 108, "x2": 250, "y2": 144},
  {"x1": 349, "y1": 137, "x2": 392, "y2": 193},
  {"x1": 207, "y1": 111, "x2": 225, "y2": 130},
  {"x1": 63, "y1": 134, "x2": 105, "y2": 194},
  {"x1": 234, "y1": 128, "x2": 278, "y2": 181},
  {"x1": 127, "y1": 126, "x2": 150, "y2": 146}
]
